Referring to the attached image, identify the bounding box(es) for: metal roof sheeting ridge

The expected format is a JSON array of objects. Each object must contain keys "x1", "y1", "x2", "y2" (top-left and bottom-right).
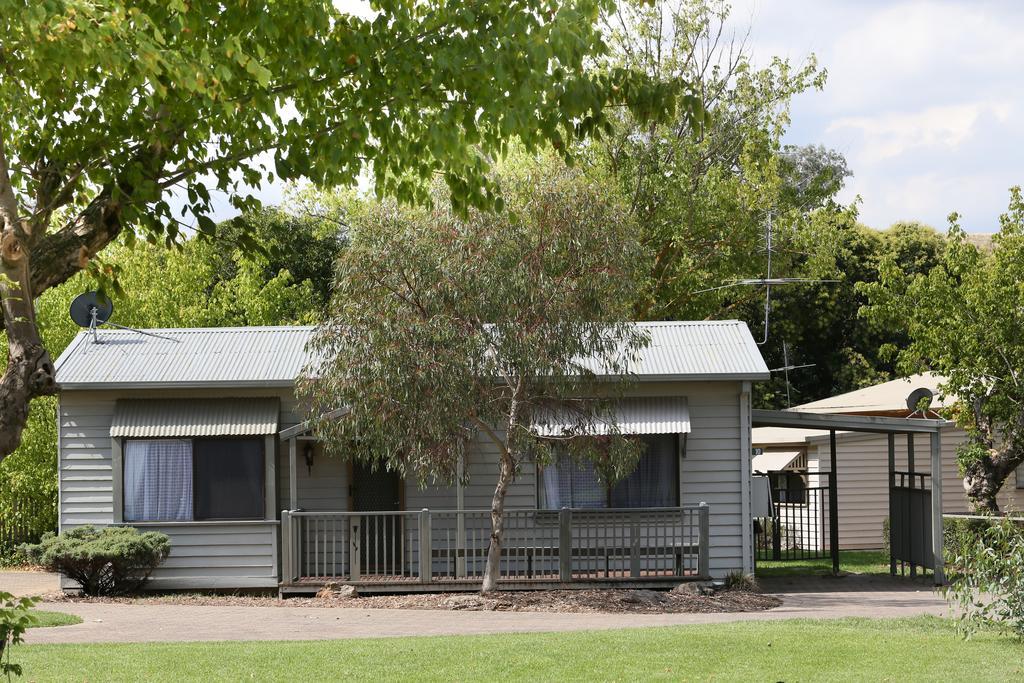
[{"x1": 56, "y1": 321, "x2": 768, "y2": 389}]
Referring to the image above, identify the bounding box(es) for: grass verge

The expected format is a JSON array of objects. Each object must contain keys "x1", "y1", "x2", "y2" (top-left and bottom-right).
[
  {"x1": 755, "y1": 549, "x2": 891, "y2": 577},
  {"x1": 15, "y1": 616, "x2": 1024, "y2": 682},
  {"x1": 28, "y1": 610, "x2": 83, "y2": 628}
]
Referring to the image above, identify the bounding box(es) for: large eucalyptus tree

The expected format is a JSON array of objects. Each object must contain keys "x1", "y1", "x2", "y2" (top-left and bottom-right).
[{"x1": 299, "y1": 161, "x2": 649, "y2": 592}]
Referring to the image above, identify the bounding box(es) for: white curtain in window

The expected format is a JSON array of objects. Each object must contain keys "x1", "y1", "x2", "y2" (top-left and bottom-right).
[
  {"x1": 541, "y1": 457, "x2": 606, "y2": 509},
  {"x1": 124, "y1": 439, "x2": 193, "y2": 522}
]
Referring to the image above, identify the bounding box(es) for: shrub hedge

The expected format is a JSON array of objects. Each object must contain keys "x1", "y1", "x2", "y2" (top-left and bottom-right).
[{"x1": 21, "y1": 526, "x2": 171, "y2": 596}]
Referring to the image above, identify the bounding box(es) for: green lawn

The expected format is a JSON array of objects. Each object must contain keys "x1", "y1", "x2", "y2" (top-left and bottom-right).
[
  {"x1": 16, "y1": 617, "x2": 1024, "y2": 682},
  {"x1": 755, "y1": 549, "x2": 891, "y2": 577},
  {"x1": 28, "y1": 610, "x2": 83, "y2": 628}
]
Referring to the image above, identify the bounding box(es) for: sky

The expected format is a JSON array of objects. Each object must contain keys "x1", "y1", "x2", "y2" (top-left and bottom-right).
[
  {"x1": 201, "y1": 0, "x2": 1022, "y2": 233},
  {"x1": 728, "y1": 0, "x2": 1024, "y2": 232}
]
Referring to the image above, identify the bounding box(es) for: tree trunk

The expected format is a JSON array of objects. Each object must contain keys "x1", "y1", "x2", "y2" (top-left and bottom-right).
[
  {"x1": 962, "y1": 440, "x2": 1024, "y2": 514},
  {"x1": 1, "y1": 234, "x2": 57, "y2": 460},
  {"x1": 481, "y1": 445, "x2": 515, "y2": 593}
]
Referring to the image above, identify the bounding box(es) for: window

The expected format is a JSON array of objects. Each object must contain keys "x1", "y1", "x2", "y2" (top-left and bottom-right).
[
  {"x1": 770, "y1": 471, "x2": 808, "y2": 504},
  {"x1": 123, "y1": 438, "x2": 265, "y2": 522},
  {"x1": 539, "y1": 434, "x2": 679, "y2": 509}
]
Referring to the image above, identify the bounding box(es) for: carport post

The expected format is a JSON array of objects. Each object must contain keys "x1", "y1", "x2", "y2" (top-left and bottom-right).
[
  {"x1": 887, "y1": 433, "x2": 896, "y2": 577},
  {"x1": 829, "y1": 429, "x2": 839, "y2": 575},
  {"x1": 931, "y1": 430, "x2": 945, "y2": 585}
]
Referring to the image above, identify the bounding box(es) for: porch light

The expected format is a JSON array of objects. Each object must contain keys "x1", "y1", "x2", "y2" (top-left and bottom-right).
[{"x1": 304, "y1": 443, "x2": 315, "y2": 476}]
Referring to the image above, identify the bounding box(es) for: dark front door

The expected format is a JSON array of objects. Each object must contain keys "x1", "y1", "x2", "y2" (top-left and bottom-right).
[{"x1": 351, "y1": 462, "x2": 403, "y2": 575}]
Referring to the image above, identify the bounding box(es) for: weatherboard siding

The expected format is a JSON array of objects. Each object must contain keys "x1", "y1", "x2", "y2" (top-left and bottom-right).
[
  {"x1": 58, "y1": 388, "x2": 292, "y2": 591},
  {"x1": 806, "y1": 426, "x2": 1022, "y2": 550},
  {"x1": 273, "y1": 381, "x2": 746, "y2": 580},
  {"x1": 59, "y1": 379, "x2": 749, "y2": 589}
]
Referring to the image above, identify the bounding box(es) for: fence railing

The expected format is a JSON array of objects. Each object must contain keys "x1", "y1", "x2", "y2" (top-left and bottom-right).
[
  {"x1": 754, "y1": 472, "x2": 831, "y2": 562},
  {"x1": 282, "y1": 505, "x2": 710, "y2": 586}
]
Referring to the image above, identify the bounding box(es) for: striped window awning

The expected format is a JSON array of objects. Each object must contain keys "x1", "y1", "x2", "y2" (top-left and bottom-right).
[
  {"x1": 110, "y1": 398, "x2": 280, "y2": 438},
  {"x1": 531, "y1": 397, "x2": 690, "y2": 437},
  {"x1": 751, "y1": 450, "x2": 803, "y2": 473}
]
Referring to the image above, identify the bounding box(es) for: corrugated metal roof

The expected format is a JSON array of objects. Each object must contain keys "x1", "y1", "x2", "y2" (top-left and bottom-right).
[
  {"x1": 110, "y1": 398, "x2": 280, "y2": 437},
  {"x1": 583, "y1": 321, "x2": 769, "y2": 380},
  {"x1": 532, "y1": 397, "x2": 690, "y2": 436},
  {"x1": 55, "y1": 320, "x2": 767, "y2": 389},
  {"x1": 55, "y1": 326, "x2": 314, "y2": 389}
]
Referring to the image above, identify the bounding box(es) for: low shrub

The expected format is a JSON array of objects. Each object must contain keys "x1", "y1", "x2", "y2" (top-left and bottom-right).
[
  {"x1": 943, "y1": 514, "x2": 1024, "y2": 638},
  {"x1": 881, "y1": 516, "x2": 993, "y2": 563},
  {"x1": 1, "y1": 591, "x2": 38, "y2": 680},
  {"x1": 21, "y1": 526, "x2": 170, "y2": 596},
  {"x1": 943, "y1": 516, "x2": 992, "y2": 562},
  {"x1": 723, "y1": 571, "x2": 759, "y2": 592}
]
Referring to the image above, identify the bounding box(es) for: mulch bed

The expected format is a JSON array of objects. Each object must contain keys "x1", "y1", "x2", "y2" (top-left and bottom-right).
[{"x1": 47, "y1": 586, "x2": 781, "y2": 614}]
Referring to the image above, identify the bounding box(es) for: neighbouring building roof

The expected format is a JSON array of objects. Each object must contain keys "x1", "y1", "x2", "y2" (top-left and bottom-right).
[
  {"x1": 753, "y1": 372, "x2": 952, "y2": 447},
  {"x1": 751, "y1": 449, "x2": 803, "y2": 473},
  {"x1": 752, "y1": 426, "x2": 830, "y2": 446},
  {"x1": 110, "y1": 398, "x2": 280, "y2": 438},
  {"x1": 55, "y1": 320, "x2": 769, "y2": 390},
  {"x1": 795, "y1": 372, "x2": 951, "y2": 415}
]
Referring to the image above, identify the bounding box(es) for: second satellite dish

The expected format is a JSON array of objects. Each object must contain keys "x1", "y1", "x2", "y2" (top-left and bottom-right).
[{"x1": 906, "y1": 387, "x2": 935, "y2": 414}]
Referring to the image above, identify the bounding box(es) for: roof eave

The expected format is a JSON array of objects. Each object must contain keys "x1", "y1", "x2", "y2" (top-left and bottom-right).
[{"x1": 57, "y1": 380, "x2": 297, "y2": 391}]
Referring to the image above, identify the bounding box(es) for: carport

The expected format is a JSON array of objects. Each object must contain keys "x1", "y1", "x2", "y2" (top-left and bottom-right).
[{"x1": 751, "y1": 410, "x2": 948, "y2": 585}]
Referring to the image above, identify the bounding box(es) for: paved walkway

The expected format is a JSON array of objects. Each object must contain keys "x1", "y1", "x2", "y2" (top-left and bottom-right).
[
  {"x1": 25, "y1": 575, "x2": 949, "y2": 645},
  {"x1": 0, "y1": 570, "x2": 60, "y2": 598}
]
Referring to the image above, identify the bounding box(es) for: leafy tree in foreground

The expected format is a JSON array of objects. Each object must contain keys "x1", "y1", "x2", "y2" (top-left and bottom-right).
[
  {"x1": 0, "y1": 0, "x2": 697, "y2": 461},
  {"x1": 299, "y1": 161, "x2": 648, "y2": 592},
  {"x1": 863, "y1": 188, "x2": 1024, "y2": 512},
  {"x1": 0, "y1": 592, "x2": 38, "y2": 680}
]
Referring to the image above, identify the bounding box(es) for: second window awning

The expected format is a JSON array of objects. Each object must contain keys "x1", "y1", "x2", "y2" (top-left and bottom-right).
[
  {"x1": 751, "y1": 449, "x2": 803, "y2": 473},
  {"x1": 531, "y1": 397, "x2": 690, "y2": 437},
  {"x1": 110, "y1": 398, "x2": 280, "y2": 438}
]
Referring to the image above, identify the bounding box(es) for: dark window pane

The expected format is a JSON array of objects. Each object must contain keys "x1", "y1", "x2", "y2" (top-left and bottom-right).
[
  {"x1": 610, "y1": 435, "x2": 679, "y2": 508},
  {"x1": 193, "y1": 439, "x2": 264, "y2": 520},
  {"x1": 540, "y1": 434, "x2": 680, "y2": 509}
]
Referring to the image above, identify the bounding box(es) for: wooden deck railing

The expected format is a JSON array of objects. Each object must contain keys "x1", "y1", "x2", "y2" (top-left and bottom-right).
[{"x1": 281, "y1": 505, "x2": 710, "y2": 587}]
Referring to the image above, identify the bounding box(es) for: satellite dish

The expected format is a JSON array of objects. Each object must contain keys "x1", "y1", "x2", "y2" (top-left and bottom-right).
[
  {"x1": 906, "y1": 387, "x2": 935, "y2": 415},
  {"x1": 68, "y1": 291, "x2": 177, "y2": 344},
  {"x1": 70, "y1": 292, "x2": 115, "y2": 328}
]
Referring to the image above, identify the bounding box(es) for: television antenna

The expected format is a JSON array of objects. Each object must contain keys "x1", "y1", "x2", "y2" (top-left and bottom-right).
[
  {"x1": 69, "y1": 292, "x2": 178, "y2": 344},
  {"x1": 696, "y1": 214, "x2": 837, "y2": 344},
  {"x1": 769, "y1": 339, "x2": 815, "y2": 408}
]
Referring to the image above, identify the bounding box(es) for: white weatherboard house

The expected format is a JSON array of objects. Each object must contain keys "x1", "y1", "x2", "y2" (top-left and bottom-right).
[
  {"x1": 54, "y1": 321, "x2": 769, "y2": 593},
  {"x1": 753, "y1": 373, "x2": 1022, "y2": 551}
]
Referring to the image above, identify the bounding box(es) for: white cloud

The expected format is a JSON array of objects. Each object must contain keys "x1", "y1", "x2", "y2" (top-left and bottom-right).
[
  {"x1": 828, "y1": 101, "x2": 1012, "y2": 163},
  {"x1": 730, "y1": 0, "x2": 1024, "y2": 230}
]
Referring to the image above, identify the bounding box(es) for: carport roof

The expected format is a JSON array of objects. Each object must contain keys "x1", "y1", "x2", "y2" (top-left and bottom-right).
[{"x1": 752, "y1": 409, "x2": 948, "y2": 435}]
